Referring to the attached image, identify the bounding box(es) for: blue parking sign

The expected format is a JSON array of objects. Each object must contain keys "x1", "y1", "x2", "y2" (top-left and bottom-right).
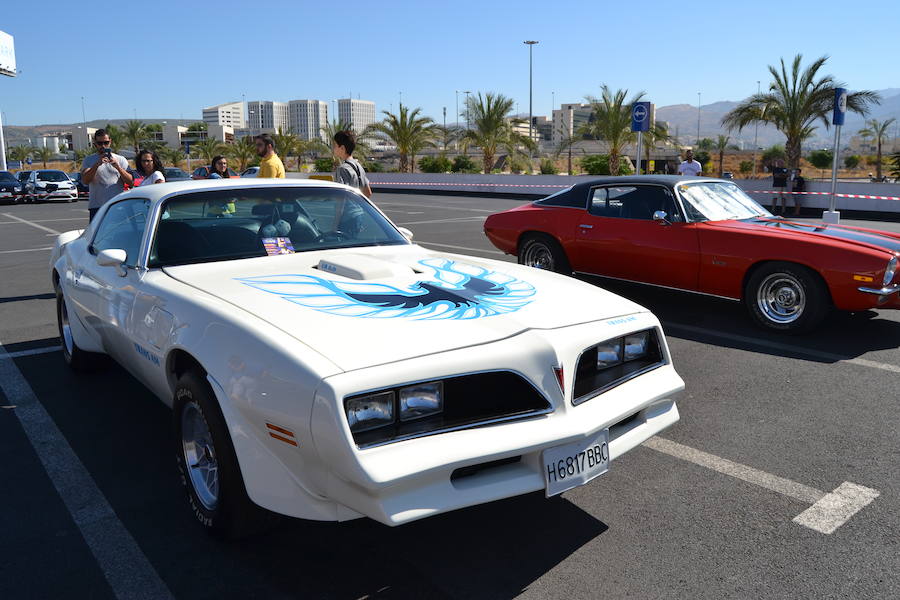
[
  {"x1": 631, "y1": 102, "x2": 653, "y2": 132},
  {"x1": 832, "y1": 88, "x2": 847, "y2": 126}
]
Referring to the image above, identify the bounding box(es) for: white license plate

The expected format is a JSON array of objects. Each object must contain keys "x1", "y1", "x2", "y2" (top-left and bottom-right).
[
  {"x1": 543, "y1": 429, "x2": 610, "y2": 497},
  {"x1": 0, "y1": 192, "x2": 10, "y2": 197}
]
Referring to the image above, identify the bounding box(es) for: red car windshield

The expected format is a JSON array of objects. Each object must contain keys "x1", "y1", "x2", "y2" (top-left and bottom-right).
[{"x1": 677, "y1": 182, "x2": 771, "y2": 222}]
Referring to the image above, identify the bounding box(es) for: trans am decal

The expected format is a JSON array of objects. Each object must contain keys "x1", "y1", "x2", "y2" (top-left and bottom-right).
[{"x1": 236, "y1": 258, "x2": 536, "y2": 320}]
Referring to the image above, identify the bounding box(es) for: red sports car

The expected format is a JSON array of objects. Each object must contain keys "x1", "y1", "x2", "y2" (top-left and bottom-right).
[{"x1": 484, "y1": 176, "x2": 900, "y2": 333}]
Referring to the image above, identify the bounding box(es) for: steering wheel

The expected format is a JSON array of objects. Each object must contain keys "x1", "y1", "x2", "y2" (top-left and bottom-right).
[{"x1": 315, "y1": 231, "x2": 346, "y2": 243}]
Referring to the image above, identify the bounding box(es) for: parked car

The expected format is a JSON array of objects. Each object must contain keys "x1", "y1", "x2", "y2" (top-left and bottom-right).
[
  {"x1": 68, "y1": 172, "x2": 89, "y2": 199},
  {"x1": 240, "y1": 166, "x2": 259, "y2": 177},
  {"x1": 49, "y1": 178, "x2": 682, "y2": 538},
  {"x1": 0, "y1": 170, "x2": 25, "y2": 204},
  {"x1": 484, "y1": 175, "x2": 900, "y2": 333},
  {"x1": 163, "y1": 167, "x2": 191, "y2": 181},
  {"x1": 192, "y1": 165, "x2": 240, "y2": 179},
  {"x1": 24, "y1": 170, "x2": 78, "y2": 202},
  {"x1": 17, "y1": 170, "x2": 32, "y2": 185}
]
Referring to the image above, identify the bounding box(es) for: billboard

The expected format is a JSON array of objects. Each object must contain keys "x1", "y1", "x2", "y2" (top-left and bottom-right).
[{"x1": 0, "y1": 31, "x2": 16, "y2": 77}]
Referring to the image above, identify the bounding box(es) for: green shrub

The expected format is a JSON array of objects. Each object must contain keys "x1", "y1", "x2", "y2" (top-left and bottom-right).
[
  {"x1": 418, "y1": 155, "x2": 452, "y2": 173},
  {"x1": 540, "y1": 158, "x2": 559, "y2": 174},
  {"x1": 694, "y1": 151, "x2": 712, "y2": 172},
  {"x1": 844, "y1": 154, "x2": 861, "y2": 169},
  {"x1": 363, "y1": 160, "x2": 384, "y2": 173},
  {"x1": 808, "y1": 149, "x2": 833, "y2": 170},
  {"x1": 451, "y1": 155, "x2": 479, "y2": 173},
  {"x1": 314, "y1": 157, "x2": 334, "y2": 172},
  {"x1": 580, "y1": 154, "x2": 632, "y2": 176},
  {"x1": 739, "y1": 160, "x2": 753, "y2": 174},
  {"x1": 508, "y1": 156, "x2": 530, "y2": 174}
]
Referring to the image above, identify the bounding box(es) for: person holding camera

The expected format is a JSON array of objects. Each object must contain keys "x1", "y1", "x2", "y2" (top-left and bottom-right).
[{"x1": 81, "y1": 129, "x2": 133, "y2": 222}]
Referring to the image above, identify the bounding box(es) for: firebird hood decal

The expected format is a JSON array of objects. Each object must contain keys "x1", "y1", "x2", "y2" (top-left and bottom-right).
[
  {"x1": 236, "y1": 258, "x2": 536, "y2": 320},
  {"x1": 747, "y1": 218, "x2": 900, "y2": 253}
]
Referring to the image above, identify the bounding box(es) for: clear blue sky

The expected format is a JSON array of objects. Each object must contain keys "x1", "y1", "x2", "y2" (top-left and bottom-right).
[{"x1": 0, "y1": 0, "x2": 894, "y2": 126}]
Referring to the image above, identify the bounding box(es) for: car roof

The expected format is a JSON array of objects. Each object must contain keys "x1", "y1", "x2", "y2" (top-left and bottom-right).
[
  {"x1": 570, "y1": 174, "x2": 727, "y2": 190},
  {"x1": 36, "y1": 169, "x2": 67, "y2": 174},
  {"x1": 110, "y1": 177, "x2": 355, "y2": 206}
]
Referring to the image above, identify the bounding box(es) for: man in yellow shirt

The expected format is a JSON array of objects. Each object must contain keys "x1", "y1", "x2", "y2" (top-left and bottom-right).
[{"x1": 254, "y1": 134, "x2": 285, "y2": 178}]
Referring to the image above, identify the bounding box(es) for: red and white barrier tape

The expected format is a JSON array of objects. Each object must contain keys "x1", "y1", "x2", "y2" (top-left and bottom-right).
[{"x1": 370, "y1": 180, "x2": 900, "y2": 201}]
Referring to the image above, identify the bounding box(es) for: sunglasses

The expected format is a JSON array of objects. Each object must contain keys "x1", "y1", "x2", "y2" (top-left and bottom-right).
[
  {"x1": 140, "y1": 158, "x2": 153, "y2": 163},
  {"x1": 95, "y1": 140, "x2": 111, "y2": 146}
]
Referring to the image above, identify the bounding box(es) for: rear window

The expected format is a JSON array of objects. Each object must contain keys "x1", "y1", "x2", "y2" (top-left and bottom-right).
[
  {"x1": 149, "y1": 187, "x2": 408, "y2": 267},
  {"x1": 534, "y1": 186, "x2": 583, "y2": 208}
]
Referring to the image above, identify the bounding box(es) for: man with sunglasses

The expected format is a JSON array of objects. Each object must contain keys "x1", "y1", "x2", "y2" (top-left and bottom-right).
[
  {"x1": 81, "y1": 129, "x2": 133, "y2": 222},
  {"x1": 254, "y1": 134, "x2": 285, "y2": 178}
]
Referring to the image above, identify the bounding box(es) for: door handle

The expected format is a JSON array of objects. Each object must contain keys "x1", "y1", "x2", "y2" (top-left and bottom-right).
[{"x1": 578, "y1": 224, "x2": 594, "y2": 229}]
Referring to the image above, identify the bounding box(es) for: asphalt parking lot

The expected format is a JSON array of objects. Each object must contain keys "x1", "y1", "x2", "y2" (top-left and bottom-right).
[{"x1": 1, "y1": 193, "x2": 899, "y2": 599}]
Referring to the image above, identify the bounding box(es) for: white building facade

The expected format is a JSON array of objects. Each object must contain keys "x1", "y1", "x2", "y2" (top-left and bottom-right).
[
  {"x1": 337, "y1": 99, "x2": 376, "y2": 135},
  {"x1": 247, "y1": 101, "x2": 288, "y2": 133},
  {"x1": 289, "y1": 100, "x2": 328, "y2": 141},
  {"x1": 202, "y1": 102, "x2": 245, "y2": 129}
]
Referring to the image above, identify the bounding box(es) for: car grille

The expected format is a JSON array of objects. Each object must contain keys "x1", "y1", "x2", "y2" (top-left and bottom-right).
[
  {"x1": 573, "y1": 329, "x2": 666, "y2": 404},
  {"x1": 349, "y1": 371, "x2": 553, "y2": 448}
]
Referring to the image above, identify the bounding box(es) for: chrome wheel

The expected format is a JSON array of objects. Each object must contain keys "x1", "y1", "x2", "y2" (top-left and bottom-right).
[
  {"x1": 522, "y1": 241, "x2": 554, "y2": 270},
  {"x1": 58, "y1": 294, "x2": 74, "y2": 357},
  {"x1": 756, "y1": 273, "x2": 806, "y2": 324},
  {"x1": 181, "y1": 402, "x2": 219, "y2": 511}
]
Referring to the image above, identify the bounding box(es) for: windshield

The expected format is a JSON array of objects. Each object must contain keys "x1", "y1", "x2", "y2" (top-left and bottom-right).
[
  {"x1": 0, "y1": 171, "x2": 16, "y2": 182},
  {"x1": 37, "y1": 171, "x2": 70, "y2": 182},
  {"x1": 149, "y1": 187, "x2": 408, "y2": 267},
  {"x1": 165, "y1": 168, "x2": 187, "y2": 178},
  {"x1": 677, "y1": 181, "x2": 771, "y2": 222}
]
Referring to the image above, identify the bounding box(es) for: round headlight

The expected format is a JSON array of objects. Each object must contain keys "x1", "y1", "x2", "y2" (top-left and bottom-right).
[{"x1": 884, "y1": 257, "x2": 898, "y2": 286}]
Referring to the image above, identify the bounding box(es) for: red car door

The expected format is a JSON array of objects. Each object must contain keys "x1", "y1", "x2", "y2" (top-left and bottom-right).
[{"x1": 571, "y1": 184, "x2": 701, "y2": 291}]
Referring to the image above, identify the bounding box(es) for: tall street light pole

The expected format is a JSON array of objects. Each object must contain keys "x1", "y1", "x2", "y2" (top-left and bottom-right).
[
  {"x1": 81, "y1": 96, "x2": 87, "y2": 151},
  {"x1": 524, "y1": 40, "x2": 539, "y2": 161},
  {"x1": 752, "y1": 80, "x2": 760, "y2": 178},
  {"x1": 696, "y1": 92, "x2": 701, "y2": 144}
]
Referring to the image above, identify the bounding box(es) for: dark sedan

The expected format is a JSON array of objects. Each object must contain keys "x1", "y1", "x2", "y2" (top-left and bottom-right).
[{"x1": 0, "y1": 170, "x2": 24, "y2": 204}]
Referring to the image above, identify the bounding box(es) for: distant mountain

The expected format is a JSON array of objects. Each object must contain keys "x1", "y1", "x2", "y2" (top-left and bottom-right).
[
  {"x1": 2, "y1": 118, "x2": 197, "y2": 147},
  {"x1": 656, "y1": 88, "x2": 900, "y2": 149}
]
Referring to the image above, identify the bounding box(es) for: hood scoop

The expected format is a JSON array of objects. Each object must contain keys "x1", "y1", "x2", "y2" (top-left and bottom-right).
[{"x1": 315, "y1": 254, "x2": 415, "y2": 280}]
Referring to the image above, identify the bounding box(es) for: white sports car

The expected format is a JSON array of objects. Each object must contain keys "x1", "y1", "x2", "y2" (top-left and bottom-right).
[{"x1": 49, "y1": 179, "x2": 683, "y2": 538}]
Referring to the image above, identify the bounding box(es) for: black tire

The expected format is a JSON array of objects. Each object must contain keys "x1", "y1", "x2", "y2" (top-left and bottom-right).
[
  {"x1": 173, "y1": 370, "x2": 276, "y2": 539},
  {"x1": 518, "y1": 234, "x2": 572, "y2": 275},
  {"x1": 56, "y1": 287, "x2": 104, "y2": 371},
  {"x1": 744, "y1": 262, "x2": 830, "y2": 334}
]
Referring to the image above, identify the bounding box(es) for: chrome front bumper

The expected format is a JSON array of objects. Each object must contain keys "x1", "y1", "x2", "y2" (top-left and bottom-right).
[{"x1": 858, "y1": 284, "x2": 900, "y2": 296}]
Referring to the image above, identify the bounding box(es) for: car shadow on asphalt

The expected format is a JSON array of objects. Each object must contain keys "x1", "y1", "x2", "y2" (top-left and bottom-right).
[
  {"x1": 578, "y1": 275, "x2": 900, "y2": 362},
  {"x1": 13, "y1": 351, "x2": 609, "y2": 600},
  {"x1": 0, "y1": 293, "x2": 57, "y2": 305}
]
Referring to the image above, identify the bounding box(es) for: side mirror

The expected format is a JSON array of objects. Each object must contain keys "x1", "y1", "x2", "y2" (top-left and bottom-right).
[
  {"x1": 652, "y1": 211, "x2": 671, "y2": 226},
  {"x1": 398, "y1": 227, "x2": 414, "y2": 242},
  {"x1": 96, "y1": 248, "x2": 128, "y2": 276}
]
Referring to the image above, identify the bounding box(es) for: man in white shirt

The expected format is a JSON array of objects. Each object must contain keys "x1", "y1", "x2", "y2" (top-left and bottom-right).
[{"x1": 677, "y1": 149, "x2": 702, "y2": 176}]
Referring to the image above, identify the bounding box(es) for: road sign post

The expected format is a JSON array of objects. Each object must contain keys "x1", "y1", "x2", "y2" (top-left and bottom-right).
[
  {"x1": 631, "y1": 102, "x2": 654, "y2": 175},
  {"x1": 823, "y1": 88, "x2": 847, "y2": 225}
]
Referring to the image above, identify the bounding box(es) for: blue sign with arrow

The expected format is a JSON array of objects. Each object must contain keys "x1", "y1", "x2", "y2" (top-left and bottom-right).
[
  {"x1": 832, "y1": 88, "x2": 847, "y2": 126},
  {"x1": 631, "y1": 102, "x2": 653, "y2": 132}
]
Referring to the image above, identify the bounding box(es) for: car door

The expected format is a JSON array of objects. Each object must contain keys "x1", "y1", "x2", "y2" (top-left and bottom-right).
[
  {"x1": 68, "y1": 198, "x2": 151, "y2": 367},
  {"x1": 572, "y1": 184, "x2": 701, "y2": 291}
]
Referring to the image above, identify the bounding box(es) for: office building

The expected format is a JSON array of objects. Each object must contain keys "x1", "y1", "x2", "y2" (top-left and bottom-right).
[
  {"x1": 247, "y1": 100, "x2": 289, "y2": 133},
  {"x1": 337, "y1": 99, "x2": 376, "y2": 135},
  {"x1": 289, "y1": 100, "x2": 328, "y2": 141},
  {"x1": 202, "y1": 102, "x2": 245, "y2": 129},
  {"x1": 552, "y1": 103, "x2": 593, "y2": 146}
]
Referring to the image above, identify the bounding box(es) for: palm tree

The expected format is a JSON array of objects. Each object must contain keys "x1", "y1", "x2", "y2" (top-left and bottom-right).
[
  {"x1": 159, "y1": 145, "x2": 185, "y2": 167},
  {"x1": 73, "y1": 146, "x2": 95, "y2": 169},
  {"x1": 890, "y1": 151, "x2": 900, "y2": 180},
  {"x1": 461, "y1": 92, "x2": 534, "y2": 174},
  {"x1": 104, "y1": 124, "x2": 125, "y2": 152},
  {"x1": 369, "y1": 105, "x2": 438, "y2": 172},
  {"x1": 643, "y1": 122, "x2": 676, "y2": 172},
  {"x1": 36, "y1": 145, "x2": 55, "y2": 168},
  {"x1": 722, "y1": 54, "x2": 881, "y2": 168},
  {"x1": 194, "y1": 139, "x2": 226, "y2": 164},
  {"x1": 273, "y1": 128, "x2": 302, "y2": 171},
  {"x1": 553, "y1": 126, "x2": 583, "y2": 175},
  {"x1": 713, "y1": 135, "x2": 739, "y2": 176},
  {"x1": 858, "y1": 118, "x2": 896, "y2": 180},
  {"x1": 228, "y1": 136, "x2": 257, "y2": 171},
  {"x1": 579, "y1": 86, "x2": 645, "y2": 176},
  {"x1": 123, "y1": 120, "x2": 147, "y2": 156},
  {"x1": 8, "y1": 144, "x2": 31, "y2": 165}
]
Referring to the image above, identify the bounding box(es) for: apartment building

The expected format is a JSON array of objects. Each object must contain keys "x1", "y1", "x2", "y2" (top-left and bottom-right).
[
  {"x1": 247, "y1": 100, "x2": 289, "y2": 132},
  {"x1": 337, "y1": 99, "x2": 376, "y2": 134},
  {"x1": 551, "y1": 103, "x2": 593, "y2": 145},
  {"x1": 288, "y1": 100, "x2": 328, "y2": 141},
  {"x1": 202, "y1": 102, "x2": 245, "y2": 129}
]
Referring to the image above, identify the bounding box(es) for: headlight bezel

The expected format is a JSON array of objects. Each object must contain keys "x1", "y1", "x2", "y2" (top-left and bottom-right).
[
  {"x1": 884, "y1": 256, "x2": 898, "y2": 286},
  {"x1": 573, "y1": 328, "x2": 666, "y2": 405}
]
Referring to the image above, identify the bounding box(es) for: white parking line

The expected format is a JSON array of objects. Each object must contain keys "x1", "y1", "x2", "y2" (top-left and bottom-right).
[
  {"x1": 0, "y1": 217, "x2": 86, "y2": 225},
  {"x1": 0, "y1": 345, "x2": 61, "y2": 359},
  {"x1": 644, "y1": 436, "x2": 879, "y2": 534},
  {"x1": 418, "y1": 241, "x2": 505, "y2": 256},
  {"x1": 666, "y1": 323, "x2": 900, "y2": 375},
  {"x1": 399, "y1": 216, "x2": 487, "y2": 226},
  {"x1": 0, "y1": 246, "x2": 53, "y2": 254},
  {"x1": 1, "y1": 213, "x2": 62, "y2": 235},
  {"x1": 0, "y1": 339, "x2": 174, "y2": 599}
]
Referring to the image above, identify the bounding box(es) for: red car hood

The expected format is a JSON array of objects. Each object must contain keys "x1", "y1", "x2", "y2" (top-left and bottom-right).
[{"x1": 707, "y1": 218, "x2": 900, "y2": 254}]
